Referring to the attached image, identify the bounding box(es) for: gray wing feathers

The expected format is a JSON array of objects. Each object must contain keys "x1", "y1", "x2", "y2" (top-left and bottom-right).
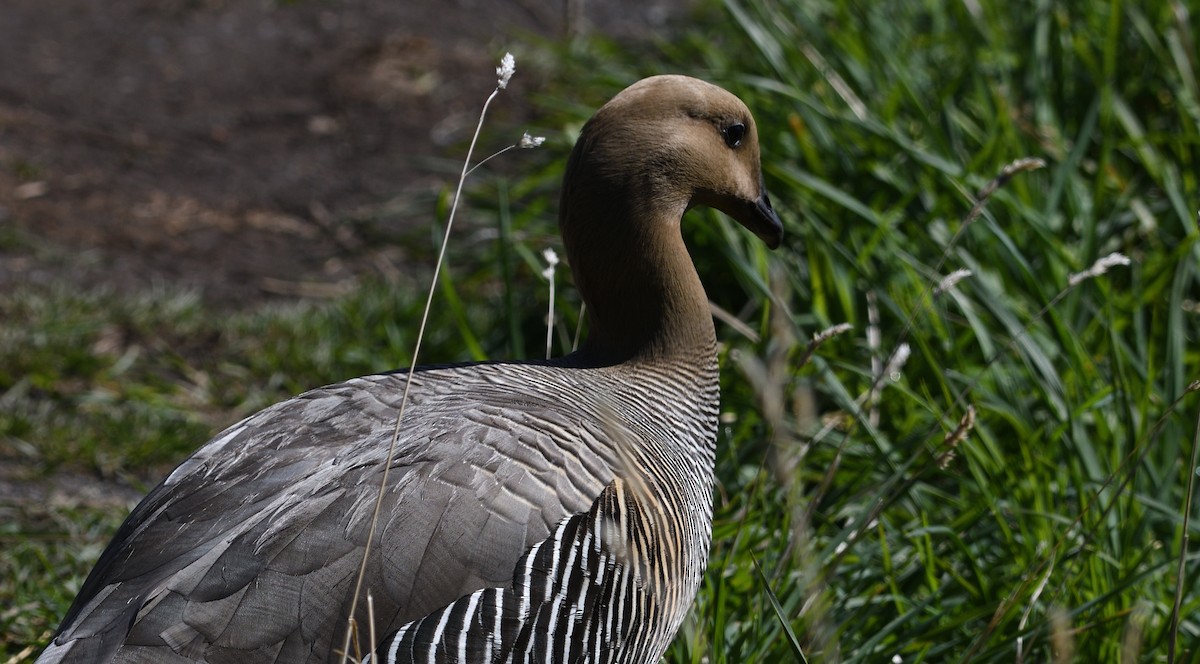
[{"x1": 45, "y1": 365, "x2": 620, "y2": 663}]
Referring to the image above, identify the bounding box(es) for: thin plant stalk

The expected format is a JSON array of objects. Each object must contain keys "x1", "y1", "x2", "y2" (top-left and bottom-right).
[
  {"x1": 961, "y1": 383, "x2": 1200, "y2": 661},
  {"x1": 338, "y1": 53, "x2": 516, "y2": 663},
  {"x1": 1167, "y1": 402, "x2": 1200, "y2": 663},
  {"x1": 543, "y1": 249, "x2": 559, "y2": 359},
  {"x1": 573, "y1": 302, "x2": 587, "y2": 351},
  {"x1": 802, "y1": 160, "x2": 1122, "y2": 616}
]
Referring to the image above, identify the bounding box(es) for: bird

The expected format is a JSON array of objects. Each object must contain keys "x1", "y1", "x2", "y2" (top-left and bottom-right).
[{"x1": 38, "y1": 74, "x2": 783, "y2": 664}]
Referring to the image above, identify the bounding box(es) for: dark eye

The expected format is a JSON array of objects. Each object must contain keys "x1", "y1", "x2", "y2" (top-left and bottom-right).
[{"x1": 722, "y1": 123, "x2": 746, "y2": 148}]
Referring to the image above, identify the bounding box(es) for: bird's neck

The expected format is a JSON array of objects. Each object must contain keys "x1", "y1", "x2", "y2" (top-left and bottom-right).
[{"x1": 563, "y1": 199, "x2": 718, "y2": 367}]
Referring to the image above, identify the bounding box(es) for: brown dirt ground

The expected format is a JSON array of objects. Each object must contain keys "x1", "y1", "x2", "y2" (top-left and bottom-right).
[
  {"x1": 0, "y1": 0, "x2": 689, "y2": 306},
  {"x1": 0, "y1": 1, "x2": 690, "y2": 538}
]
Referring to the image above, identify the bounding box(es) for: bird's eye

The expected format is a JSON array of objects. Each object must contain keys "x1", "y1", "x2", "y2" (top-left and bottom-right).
[{"x1": 722, "y1": 123, "x2": 746, "y2": 148}]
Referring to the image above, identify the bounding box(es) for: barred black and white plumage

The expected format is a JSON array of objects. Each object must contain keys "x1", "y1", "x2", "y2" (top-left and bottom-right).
[
  {"x1": 375, "y1": 473, "x2": 695, "y2": 664},
  {"x1": 39, "y1": 75, "x2": 781, "y2": 664},
  {"x1": 360, "y1": 357, "x2": 721, "y2": 664}
]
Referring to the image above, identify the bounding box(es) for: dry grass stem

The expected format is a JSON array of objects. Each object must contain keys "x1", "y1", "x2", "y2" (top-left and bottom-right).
[
  {"x1": 867, "y1": 290, "x2": 882, "y2": 427},
  {"x1": 1049, "y1": 606, "x2": 1075, "y2": 663},
  {"x1": 465, "y1": 130, "x2": 546, "y2": 177},
  {"x1": 965, "y1": 385, "x2": 1200, "y2": 661},
  {"x1": 1167, "y1": 404, "x2": 1200, "y2": 663},
  {"x1": 936, "y1": 405, "x2": 975, "y2": 469},
  {"x1": 794, "y1": 322, "x2": 852, "y2": 368},
  {"x1": 798, "y1": 160, "x2": 1044, "y2": 553},
  {"x1": 711, "y1": 301, "x2": 762, "y2": 342},
  {"x1": 889, "y1": 157, "x2": 1045, "y2": 359},
  {"x1": 572, "y1": 302, "x2": 587, "y2": 351},
  {"x1": 798, "y1": 42, "x2": 867, "y2": 120},
  {"x1": 961, "y1": 158, "x2": 1045, "y2": 228},
  {"x1": 801, "y1": 339, "x2": 912, "y2": 532},
  {"x1": 946, "y1": 252, "x2": 1132, "y2": 417},
  {"x1": 1122, "y1": 604, "x2": 1149, "y2": 663},
  {"x1": 367, "y1": 591, "x2": 377, "y2": 664},
  {"x1": 542, "y1": 248, "x2": 559, "y2": 359},
  {"x1": 339, "y1": 52, "x2": 520, "y2": 663},
  {"x1": 1014, "y1": 550, "x2": 1054, "y2": 664}
]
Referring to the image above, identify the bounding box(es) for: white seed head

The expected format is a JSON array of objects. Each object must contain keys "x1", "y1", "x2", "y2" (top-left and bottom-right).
[
  {"x1": 885, "y1": 343, "x2": 911, "y2": 382},
  {"x1": 1092, "y1": 252, "x2": 1131, "y2": 271},
  {"x1": 496, "y1": 52, "x2": 515, "y2": 89},
  {"x1": 541, "y1": 247, "x2": 559, "y2": 279},
  {"x1": 813, "y1": 322, "x2": 853, "y2": 343},
  {"x1": 1068, "y1": 252, "x2": 1131, "y2": 286},
  {"x1": 935, "y1": 268, "x2": 973, "y2": 296},
  {"x1": 519, "y1": 132, "x2": 545, "y2": 148}
]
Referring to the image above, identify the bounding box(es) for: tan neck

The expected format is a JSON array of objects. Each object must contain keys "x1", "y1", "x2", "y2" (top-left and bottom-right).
[{"x1": 562, "y1": 195, "x2": 716, "y2": 366}]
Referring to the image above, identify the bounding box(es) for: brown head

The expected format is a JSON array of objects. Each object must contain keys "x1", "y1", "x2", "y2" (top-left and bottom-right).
[{"x1": 558, "y1": 75, "x2": 782, "y2": 364}]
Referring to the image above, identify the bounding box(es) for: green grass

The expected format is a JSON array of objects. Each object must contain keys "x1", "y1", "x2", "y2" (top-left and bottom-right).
[
  {"x1": 0, "y1": 500, "x2": 125, "y2": 661},
  {"x1": 4, "y1": 0, "x2": 1199, "y2": 661}
]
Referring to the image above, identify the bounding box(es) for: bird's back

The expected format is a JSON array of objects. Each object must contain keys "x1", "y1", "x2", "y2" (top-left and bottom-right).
[{"x1": 41, "y1": 357, "x2": 718, "y2": 663}]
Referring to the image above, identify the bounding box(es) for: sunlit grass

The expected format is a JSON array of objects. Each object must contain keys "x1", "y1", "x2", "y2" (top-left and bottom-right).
[{"x1": 648, "y1": 0, "x2": 1199, "y2": 661}]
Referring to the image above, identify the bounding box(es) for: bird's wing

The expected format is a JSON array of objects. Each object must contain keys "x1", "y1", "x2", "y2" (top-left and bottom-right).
[
  {"x1": 372, "y1": 477, "x2": 660, "y2": 664},
  {"x1": 42, "y1": 364, "x2": 620, "y2": 663}
]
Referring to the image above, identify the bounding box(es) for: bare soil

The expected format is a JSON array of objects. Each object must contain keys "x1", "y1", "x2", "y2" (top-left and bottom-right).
[
  {"x1": 0, "y1": 0, "x2": 688, "y2": 306},
  {"x1": 0, "y1": 1, "x2": 691, "y2": 551}
]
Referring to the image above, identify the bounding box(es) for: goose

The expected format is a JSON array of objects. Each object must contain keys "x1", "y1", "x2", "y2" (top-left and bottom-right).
[{"x1": 38, "y1": 74, "x2": 782, "y2": 664}]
